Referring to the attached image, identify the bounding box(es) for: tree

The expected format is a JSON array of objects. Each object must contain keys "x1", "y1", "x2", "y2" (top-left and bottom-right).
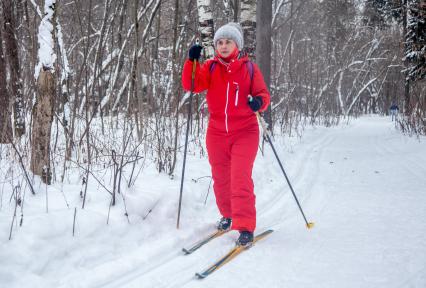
[
  {"x1": 256, "y1": 0, "x2": 272, "y2": 128},
  {"x1": 405, "y1": 0, "x2": 426, "y2": 81},
  {"x1": 0, "y1": 23, "x2": 12, "y2": 143},
  {"x1": 197, "y1": 0, "x2": 215, "y2": 58},
  {"x1": 240, "y1": 0, "x2": 256, "y2": 57},
  {"x1": 31, "y1": 0, "x2": 57, "y2": 184},
  {"x1": 365, "y1": 0, "x2": 425, "y2": 114},
  {"x1": 2, "y1": 0, "x2": 25, "y2": 137}
]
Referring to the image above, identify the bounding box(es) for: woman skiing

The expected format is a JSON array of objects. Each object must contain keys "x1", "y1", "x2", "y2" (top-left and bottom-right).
[{"x1": 181, "y1": 22, "x2": 270, "y2": 246}]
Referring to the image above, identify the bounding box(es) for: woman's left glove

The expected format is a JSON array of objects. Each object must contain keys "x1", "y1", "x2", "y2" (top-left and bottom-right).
[{"x1": 248, "y1": 96, "x2": 263, "y2": 112}]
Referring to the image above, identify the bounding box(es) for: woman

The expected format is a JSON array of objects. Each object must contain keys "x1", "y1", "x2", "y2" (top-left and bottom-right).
[{"x1": 181, "y1": 22, "x2": 270, "y2": 246}]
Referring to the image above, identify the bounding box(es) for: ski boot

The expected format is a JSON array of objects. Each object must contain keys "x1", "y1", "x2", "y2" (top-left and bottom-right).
[
  {"x1": 236, "y1": 231, "x2": 254, "y2": 247},
  {"x1": 217, "y1": 217, "x2": 232, "y2": 231}
]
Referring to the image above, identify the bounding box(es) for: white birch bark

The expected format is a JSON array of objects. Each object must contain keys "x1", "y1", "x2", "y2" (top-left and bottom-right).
[
  {"x1": 197, "y1": 0, "x2": 215, "y2": 58},
  {"x1": 337, "y1": 71, "x2": 345, "y2": 115},
  {"x1": 240, "y1": 0, "x2": 256, "y2": 57}
]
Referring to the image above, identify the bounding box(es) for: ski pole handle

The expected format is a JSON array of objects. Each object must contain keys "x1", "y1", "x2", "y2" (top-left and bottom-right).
[
  {"x1": 248, "y1": 95, "x2": 269, "y2": 136},
  {"x1": 191, "y1": 38, "x2": 200, "y2": 81}
]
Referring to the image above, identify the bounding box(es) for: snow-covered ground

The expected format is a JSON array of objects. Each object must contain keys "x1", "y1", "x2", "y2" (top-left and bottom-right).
[{"x1": 1, "y1": 116, "x2": 425, "y2": 288}]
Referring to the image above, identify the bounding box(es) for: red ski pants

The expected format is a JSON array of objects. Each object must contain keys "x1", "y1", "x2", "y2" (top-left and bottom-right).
[{"x1": 206, "y1": 125, "x2": 259, "y2": 232}]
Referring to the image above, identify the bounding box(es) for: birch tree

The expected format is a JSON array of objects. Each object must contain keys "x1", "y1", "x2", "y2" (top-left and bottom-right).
[
  {"x1": 240, "y1": 0, "x2": 256, "y2": 57},
  {"x1": 197, "y1": 0, "x2": 215, "y2": 58}
]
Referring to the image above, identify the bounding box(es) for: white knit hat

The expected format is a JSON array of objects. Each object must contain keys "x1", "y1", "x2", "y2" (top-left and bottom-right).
[{"x1": 213, "y1": 22, "x2": 244, "y2": 50}]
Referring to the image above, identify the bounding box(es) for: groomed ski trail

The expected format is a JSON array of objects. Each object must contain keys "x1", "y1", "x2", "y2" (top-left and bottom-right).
[{"x1": 57, "y1": 116, "x2": 426, "y2": 288}]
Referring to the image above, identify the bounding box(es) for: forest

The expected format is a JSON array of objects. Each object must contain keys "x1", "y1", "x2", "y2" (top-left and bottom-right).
[
  {"x1": 0, "y1": 0, "x2": 425, "y2": 190},
  {"x1": 1, "y1": 2, "x2": 426, "y2": 287}
]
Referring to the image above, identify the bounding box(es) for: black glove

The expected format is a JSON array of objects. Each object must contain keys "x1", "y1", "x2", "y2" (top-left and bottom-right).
[
  {"x1": 248, "y1": 96, "x2": 263, "y2": 112},
  {"x1": 188, "y1": 44, "x2": 203, "y2": 61}
]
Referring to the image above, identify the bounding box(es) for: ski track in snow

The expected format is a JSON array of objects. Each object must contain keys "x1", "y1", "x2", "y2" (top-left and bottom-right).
[
  {"x1": 1, "y1": 116, "x2": 425, "y2": 288},
  {"x1": 89, "y1": 131, "x2": 341, "y2": 287},
  {"x1": 256, "y1": 128, "x2": 337, "y2": 229}
]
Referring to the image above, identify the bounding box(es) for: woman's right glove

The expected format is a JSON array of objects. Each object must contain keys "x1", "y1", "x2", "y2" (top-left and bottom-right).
[{"x1": 188, "y1": 44, "x2": 203, "y2": 61}]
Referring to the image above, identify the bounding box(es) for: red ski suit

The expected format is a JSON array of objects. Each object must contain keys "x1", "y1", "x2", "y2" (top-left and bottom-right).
[{"x1": 182, "y1": 54, "x2": 270, "y2": 232}]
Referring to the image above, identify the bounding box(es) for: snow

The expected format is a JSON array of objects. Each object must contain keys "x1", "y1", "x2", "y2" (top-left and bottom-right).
[
  {"x1": 35, "y1": 0, "x2": 57, "y2": 79},
  {"x1": 29, "y1": 0, "x2": 43, "y2": 19},
  {"x1": 57, "y1": 21, "x2": 71, "y2": 82},
  {"x1": 348, "y1": 60, "x2": 364, "y2": 67},
  {"x1": 1, "y1": 116, "x2": 426, "y2": 288}
]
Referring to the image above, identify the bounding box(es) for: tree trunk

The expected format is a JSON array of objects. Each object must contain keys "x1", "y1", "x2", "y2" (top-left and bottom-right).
[
  {"x1": 0, "y1": 25, "x2": 12, "y2": 143},
  {"x1": 256, "y1": 0, "x2": 272, "y2": 129},
  {"x1": 240, "y1": 0, "x2": 256, "y2": 58},
  {"x1": 31, "y1": 69, "x2": 55, "y2": 184},
  {"x1": 170, "y1": 0, "x2": 181, "y2": 176},
  {"x1": 2, "y1": 0, "x2": 25, "y2": 137},
  {"x1": 31, "y1": 1, "x2": 57, "y2": 184},
  {"x1": 129, "y1": 0, "x2": 139, "y2": 116},
  {"x1": 197, "y1": 0, "x2": 215, "y2": 59},
  {"x1": 403, "y1": 0, "x2": 410, "y2": 115},
  {"x1": 234, "y1": 0, "x2": 240, "y2": 22}
]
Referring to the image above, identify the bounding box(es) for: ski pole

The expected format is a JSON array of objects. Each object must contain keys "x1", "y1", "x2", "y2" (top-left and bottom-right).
[
  {"x1": 177, "y1": 57, "x2": 197, "y2": 229},
  {"x1": 250, "y1": 99, "x2": 314, "y2": 229}
]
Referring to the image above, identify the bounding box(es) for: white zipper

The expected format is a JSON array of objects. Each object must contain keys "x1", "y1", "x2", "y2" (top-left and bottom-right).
[
  {"x1": 225, "y1": 82, "x2": 230, "y2": 133},
  {"x1": 234, "y1": 82, "x2": 239, "y2": 106}
]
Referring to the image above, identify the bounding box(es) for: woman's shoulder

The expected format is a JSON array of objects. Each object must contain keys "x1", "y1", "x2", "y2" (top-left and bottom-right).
[
  {"x1": 204, "y1": 58, "x2": 217, "y2": 65},
  {"x1": 203, "y1": 58, "x2": 220, "y2": 74}
]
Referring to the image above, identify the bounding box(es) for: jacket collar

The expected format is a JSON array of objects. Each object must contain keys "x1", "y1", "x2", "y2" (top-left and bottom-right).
[{"x1": 213, "y1": 51, "x2": 249, "y2": 72}]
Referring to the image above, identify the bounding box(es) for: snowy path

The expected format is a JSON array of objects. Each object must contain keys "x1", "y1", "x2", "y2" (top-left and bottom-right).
[
  {"x1": 1, "y1": 116, "x2": 425, "y2": 288},
  {"x1": 254, "y1": 117, "x2": 426, "y2": 288},
  {"x1": 96, "y1": 117, "x2": 426, "y2": 288}
]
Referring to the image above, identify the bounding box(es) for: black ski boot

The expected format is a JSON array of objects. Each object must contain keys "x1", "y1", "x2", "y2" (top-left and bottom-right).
[
  {"x1": 217, "y1": 217, "x2": 232, "y2": 231},
  {"x1": 236, "y1": 231, "x2": 254, "y2": 247}
]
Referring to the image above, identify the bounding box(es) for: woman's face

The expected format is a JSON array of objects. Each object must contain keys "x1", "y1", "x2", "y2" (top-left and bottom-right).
[{"x1": 216, "y1": 38, "x2": 237, "y2": 58}]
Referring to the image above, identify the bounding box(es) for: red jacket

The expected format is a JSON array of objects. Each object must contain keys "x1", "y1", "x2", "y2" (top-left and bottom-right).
[{"x1": 182, "y1": 54, "x2": 270, "y2": 133}]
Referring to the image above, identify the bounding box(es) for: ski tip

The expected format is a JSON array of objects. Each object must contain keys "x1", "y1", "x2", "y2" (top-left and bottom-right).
[
  {"x1": 182, "y1": 248, "x2": 192, "y2": 255},
  {"x1": 195, "y1": 272, "x2": 206, "y2": 279},
  {"x1": 260, "y1": 229, "x2": 274, "y2": 236}
]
